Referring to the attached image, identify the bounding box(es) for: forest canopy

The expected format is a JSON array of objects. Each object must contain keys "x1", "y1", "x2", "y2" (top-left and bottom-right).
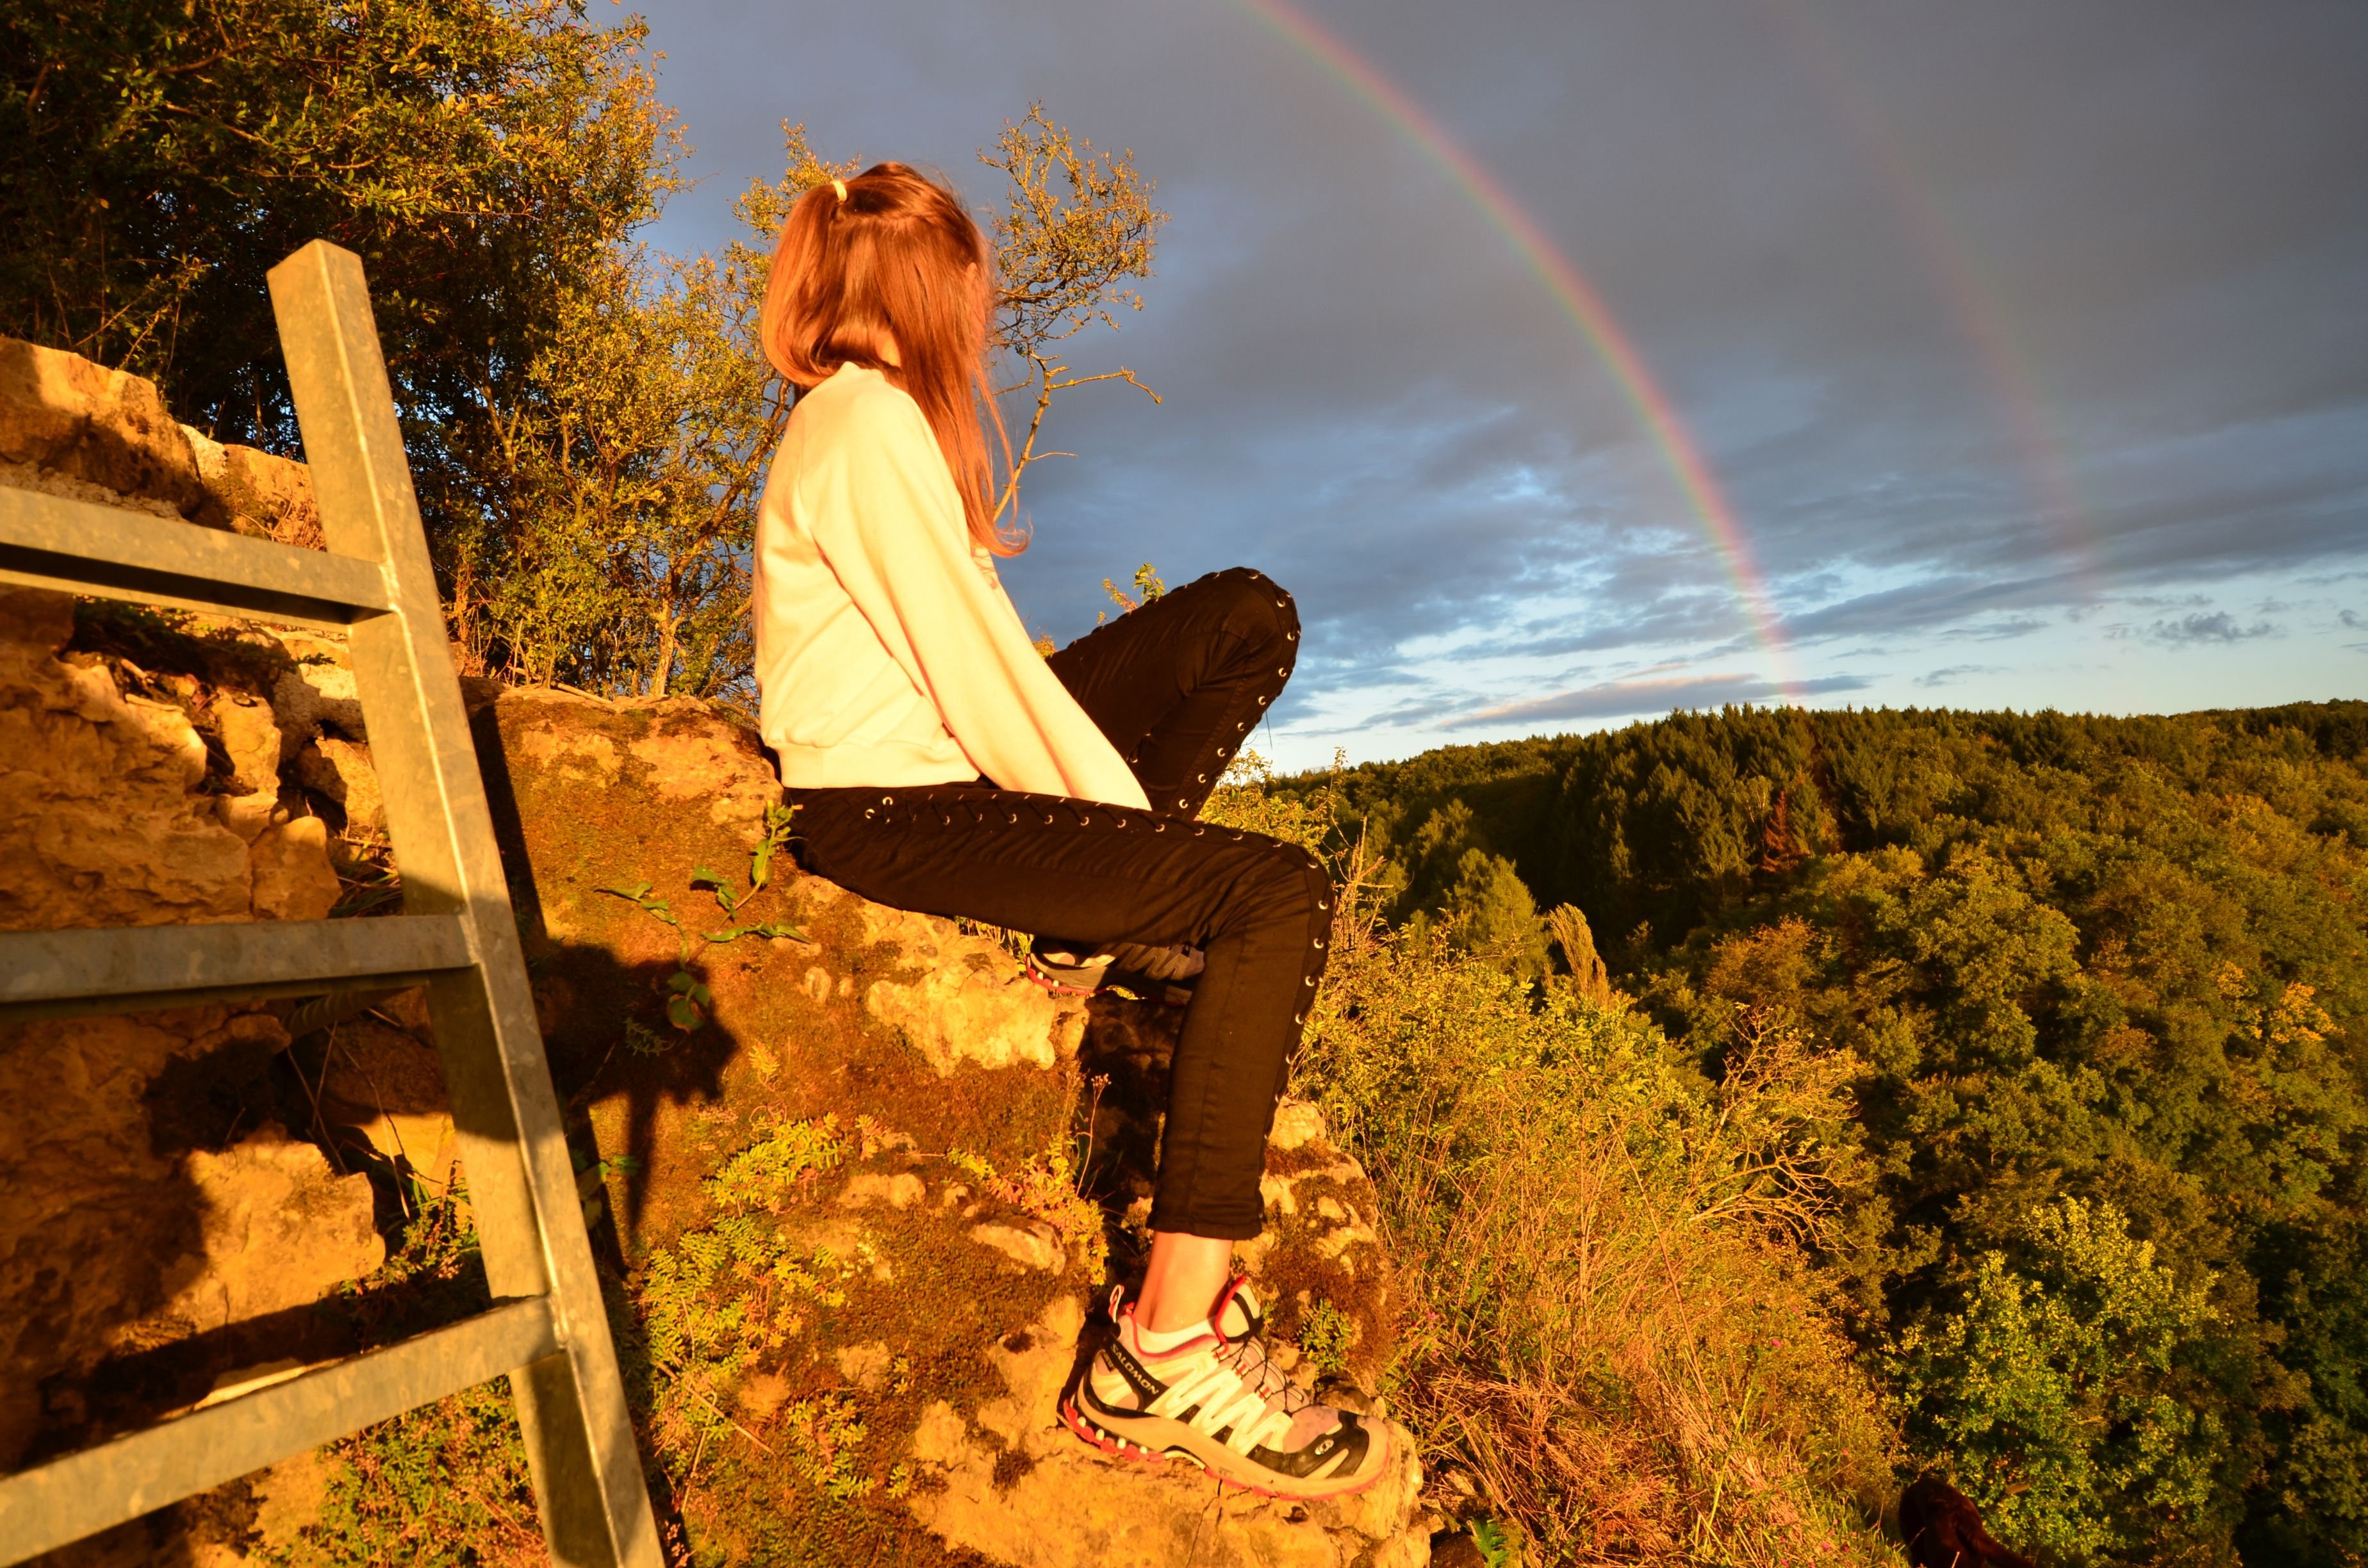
[{"x1": 1281, "y1": 699, "x2": 2368, "y2": 1564}]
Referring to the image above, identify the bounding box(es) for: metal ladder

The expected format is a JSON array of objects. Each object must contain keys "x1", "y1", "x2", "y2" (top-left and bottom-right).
[{"x1": 0, "y1": 241, "x2": 661, "y2": 1567}]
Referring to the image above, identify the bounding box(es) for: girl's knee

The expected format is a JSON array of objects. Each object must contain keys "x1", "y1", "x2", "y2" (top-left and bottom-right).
[
  {"x1": 1238, "y1": 840, "x2": 1333, "y2": 936},
  {"x1": 1205, "y1": 567, "x2": 1300, "y2": 649}
]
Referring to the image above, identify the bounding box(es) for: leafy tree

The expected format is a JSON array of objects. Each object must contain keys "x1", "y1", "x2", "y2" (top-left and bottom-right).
[
  {"x1": 1892, "y1": 1198, "x2": 2225, "y2": 1564},
  {"x1": 1435, "y1": 847, "x2": 1550, "y2": 983},
  {"x1": 0, "y1": 0, "x2": 674, "y2": 450},
  {"x1": 979, "y1": 103, "x2": 1165, "y2": 523}
]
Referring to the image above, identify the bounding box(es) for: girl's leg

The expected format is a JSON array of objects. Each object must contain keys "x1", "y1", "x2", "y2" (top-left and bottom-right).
[
  {"x1": 1044, "y1": 568, "x2": 1307, "y2": 1325},
  {"x1": 1137, "y1": 1232, "x2": 1234, "y2": 1332},
  {"x1": 1046, "y1": 567, "x2": 1301, "y2": 816},
  {"x1": 789, "y1": 783, "x2": 1332, "y2": 1241}
]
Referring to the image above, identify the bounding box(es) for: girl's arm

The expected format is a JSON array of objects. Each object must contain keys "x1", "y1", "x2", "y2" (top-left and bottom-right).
[{"x1": 801, "y1": 382, "x2": 1151, "y2": 809}]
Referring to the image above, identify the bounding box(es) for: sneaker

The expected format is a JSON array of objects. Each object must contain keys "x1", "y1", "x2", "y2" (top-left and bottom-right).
[
  {"x1": 1025, "y1": 940, "x2": 1116, "y2": 996},
  {"x1": 1060, "y1": 1278, "x2": 1385, "y2": 1499},
  {"x1": 1027, "y1": 939, "x2": 1203, "y2": 1006}
]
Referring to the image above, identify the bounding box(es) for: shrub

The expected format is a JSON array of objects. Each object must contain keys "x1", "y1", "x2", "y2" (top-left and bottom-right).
[
  {"x1": 1267, "y1": 833, "x2": 1899, "y2": 1563},
  {"x1": 1891, "y1": 1198, "x2": 2225, "y2": 1564}
]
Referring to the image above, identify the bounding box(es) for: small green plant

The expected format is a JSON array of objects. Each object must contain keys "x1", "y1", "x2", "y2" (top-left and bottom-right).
[
  {"x1": 778, "y1": 1393, "x2": 874, "y2": 1498},
  {"x1": 599, "y1": 806, "x2": 811, "y2": 1033},
  {"x1": 943, "y1": 1137, "x2": 1105, "y2": 1277},
  {"x1": 1472, "y1": 1517, "x2": 1512, "y2": 1567},
  {"x1": 664, "y1": 969, "x2": 712, "y2": 1032},
  {"x1": 636, "y1": 1117, "x2": 857, "y2": 1466},
  {"x1": 1297, "y1": 1298, "x2": 1354, "y2": 1377},
  {"x1": 1100, "y1": 561, "x2": 1166, "y2": 614}
]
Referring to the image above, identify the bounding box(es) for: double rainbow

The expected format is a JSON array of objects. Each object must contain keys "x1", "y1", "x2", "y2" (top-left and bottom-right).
[{"x1": 1231, "y1": 0, "x2": 1807, "y2": 701}]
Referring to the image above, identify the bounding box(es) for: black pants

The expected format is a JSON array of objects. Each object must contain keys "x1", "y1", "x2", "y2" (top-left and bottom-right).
[{"x1": 787, "y1": 568, "x2": 1331, "y2": 1239}]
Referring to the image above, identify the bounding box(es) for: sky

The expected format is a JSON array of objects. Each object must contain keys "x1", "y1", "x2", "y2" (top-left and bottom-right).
[{"x1": 628, "y1": 0, "x2": 2368, "y2": 772}]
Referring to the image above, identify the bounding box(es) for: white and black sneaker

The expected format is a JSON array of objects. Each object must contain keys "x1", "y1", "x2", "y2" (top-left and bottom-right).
[
  {"x1": 1060, "y1": 1277, "x2": 1384, "y2": 1499},
  {"x1": 1027, "y1": 938, "x2": 1203, "y2": 1006}
]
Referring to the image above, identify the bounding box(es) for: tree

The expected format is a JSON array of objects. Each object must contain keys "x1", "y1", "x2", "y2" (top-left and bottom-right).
[
  {"x1": 978, "y1": 103, "x2": 1166, "y2": 524},
  {"x1": 0, "y1": 0, "x2": 674, "y2": 452},
  {"x1": 1892, "y1": 1198, "x2": 2226, "y2": 1564}
]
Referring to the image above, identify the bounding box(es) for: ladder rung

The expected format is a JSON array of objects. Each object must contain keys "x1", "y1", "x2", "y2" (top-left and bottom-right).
[
  {"x1": 0, "y1": 915, "x2": 473, "y2": 1020},
  {"x1": 0, "y1": 1296, "x2": 560, "y2": 1565},
  {"x1": 0, "y1": 484, "x2": 391, "y2": 631}
]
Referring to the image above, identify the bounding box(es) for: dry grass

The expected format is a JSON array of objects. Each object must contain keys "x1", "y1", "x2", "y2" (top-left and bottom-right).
[{"x1": 1288, "y1": 838, "x2": 1903, "y2": 1566}]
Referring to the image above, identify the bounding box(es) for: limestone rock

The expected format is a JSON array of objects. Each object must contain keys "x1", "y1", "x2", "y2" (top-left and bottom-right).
[
  {"x1": 270, "y1": 647, "x2": 364, "y2": 747},
  {"x1": 296, "y1": 736, "x2": 382, "y2": 832},
  {"x1": 0, "y1": 336, "x2": 208, "y2": 519},
  {"x1": 143, "y1": 1132, "x2": 384, "y2": 1337},
  {"x1": 0, "y1": 343, "x2": 388, "y2": 1516},
  {"x1": 181, "y1": 423, "x2": 323, "y2": 547},
  {"x1": 0, "y1": 1007, "x2": 378, "y2": 1471},
  {"x1": 249, "y1": 817, "x2": 340, "y2": 921},
  {"x1": 854, "y1": 899, "x2": 1073, "y2": 1075},
  {"x1": 481, "y1": 691, "x2": 1424, "y2": 1562},
  {"x1": 212, "y1": 690, "x2": 283, "y2": 794},
  {"x1": 0, "y1": 586, "x2": 252, "y2": 930},
  {"x1": 839, "y1": 1171, "x2": 925, "y2": 1209},
  {"x1": 315, "y1": 1018, "x2": 459, "y2": 1186},
  {"x1": 970, "y1": 1221, "x2": 1065, "y2": 1273}
]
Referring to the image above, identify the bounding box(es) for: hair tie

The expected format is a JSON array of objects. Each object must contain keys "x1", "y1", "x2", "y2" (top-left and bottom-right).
[{"x1": 831, "y1": 178, "x2": 848, "y2": 202}]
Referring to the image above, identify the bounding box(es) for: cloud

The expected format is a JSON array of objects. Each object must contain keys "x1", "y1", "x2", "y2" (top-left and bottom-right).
[
  {"x1": 1772, "y1": 576, "x2": 2067, "y2": 645},
  {"x1": 632, "y1": 0, "x2": 2368, "y2": 756},
  {"x1": 1442, "y1": 671, "x2": 1869, "y2": 729},
  {"x1": 2134, "y1": 612, "x2": 2281, "y2": 646},
  {"x1": 1917, "y1": 664, "x2": 1998, "y2": 687}
]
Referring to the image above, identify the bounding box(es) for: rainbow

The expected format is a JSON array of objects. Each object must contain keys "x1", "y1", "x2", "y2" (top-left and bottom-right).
[
  {"x1": 1229, "y1": 0, "x2": 1807, "y2": 701},
  {"x1": 1757, "y1": 0, "x2": 2095, "y2": 589}
]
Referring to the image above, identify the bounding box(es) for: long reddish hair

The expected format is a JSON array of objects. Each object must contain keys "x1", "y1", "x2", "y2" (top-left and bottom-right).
[{"x1": 761, "y1": 162, "x2": 1019, "y2": 555}]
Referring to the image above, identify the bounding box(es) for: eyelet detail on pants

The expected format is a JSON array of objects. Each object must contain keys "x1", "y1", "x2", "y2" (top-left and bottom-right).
[
  {"x1": 1153, "y1": 821, "x2": 1167, "y2": 831},
  {"x1": 1178, "y1": 798, "x2": 1191, "y2": 810},
  {"x1": 1196, "y1": 773, "x2": 1206, "y2": 783},
  {"x1": 1277, "y1": 666, "x2": 1288, "y2": 676}
]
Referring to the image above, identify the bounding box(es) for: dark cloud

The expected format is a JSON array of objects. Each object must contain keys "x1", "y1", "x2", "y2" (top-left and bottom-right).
[{"x1": 634, "y1": 0, "x2": 2368, "y2": 756}]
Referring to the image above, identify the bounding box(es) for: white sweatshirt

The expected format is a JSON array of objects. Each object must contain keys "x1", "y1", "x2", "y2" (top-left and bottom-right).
[{"x1": 752, "y1": 363, "x2": 1150, "y2": 809}]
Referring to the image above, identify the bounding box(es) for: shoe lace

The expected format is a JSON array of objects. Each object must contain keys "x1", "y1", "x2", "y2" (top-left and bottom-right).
[
  {"x1": 1135, "y1": 1332, "x2": 1295, "y2": 1456},
  {"x1": 1217, "y1": 1320, "x2": 1311, "y2": 1417}
]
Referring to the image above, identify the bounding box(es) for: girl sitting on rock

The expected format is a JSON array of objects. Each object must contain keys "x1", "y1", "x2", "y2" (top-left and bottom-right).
[{"x1": 750, "y1": 161, "x2": 1381, "y2": 1500}]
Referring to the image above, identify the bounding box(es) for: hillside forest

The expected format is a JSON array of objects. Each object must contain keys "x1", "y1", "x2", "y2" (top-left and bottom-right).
[{"x1": 1261, "y1": 700, "x2": 2368, "y2": 1565}]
